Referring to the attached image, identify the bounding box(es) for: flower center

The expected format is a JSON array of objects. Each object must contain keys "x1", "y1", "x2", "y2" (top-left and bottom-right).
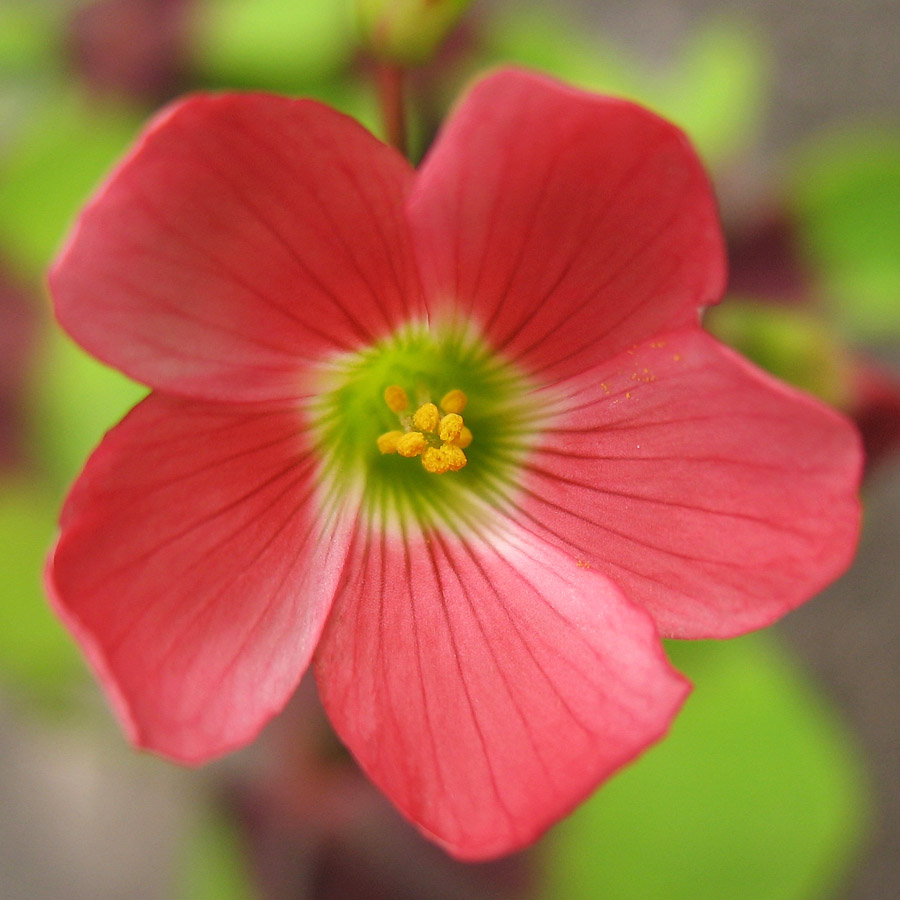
[
  {"x1": 376, "y1": 386, "x2": 472, "y2": 474},
  {"x1": 309, "y1": 322, "x2": 547, "y2": 530}
]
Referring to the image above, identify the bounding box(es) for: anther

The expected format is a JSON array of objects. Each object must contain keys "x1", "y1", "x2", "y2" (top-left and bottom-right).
[
  {"x1": 442, "y1": 444, "x2": 467, "y2": 471},
  {"x1": 438, "y1": 413, "x2": 464, "y2": 443},
  {"x1": 440, "y1": 389, "x2": 467, "y2": 414},
  {"x1": 421, "y1": 446, "x2": 450, "y2": 474},
  {"x1": 454, "y1": 426, "x2": 473, "y2": 449},
  {"x1": 376, "y1": 431, "x2": 404, "y2": 454},
  {"x1": 384, "y1": 385, "x2": 409, "y2": 413},
  {"x1": 412, "y1": 402, "x2": 440, "y2": 433},
  {"x1": 396, "y1": 432, "x2": 428, "y2": 457},
  {"x1": 376, "y1": 386, "x2": 472, "y2": 474}
]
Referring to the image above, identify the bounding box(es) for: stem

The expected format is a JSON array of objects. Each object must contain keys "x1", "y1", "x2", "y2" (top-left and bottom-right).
[{"x1": 375, "y1": 62, "x2": 407, "y2": 158}]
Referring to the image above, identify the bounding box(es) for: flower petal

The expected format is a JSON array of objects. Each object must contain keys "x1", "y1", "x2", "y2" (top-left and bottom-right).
[
  {"x1": 50, "y1": 94, "x2": 422, "y2": 402},
  {"x1": 47, "y1": 394, "x2": 355, "y2": 762},
  {"x1": 408, "y1": 68, "x2": 726, "y2": 379},
  {"x1": 517, "y1": 327, "x2": 863, "y2": 639},
  {"x1": 314, "y1": 523, "x2": 688, "y2": 860}
]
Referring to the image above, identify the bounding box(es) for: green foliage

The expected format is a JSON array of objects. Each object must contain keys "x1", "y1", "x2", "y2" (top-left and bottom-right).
[
  {"x1": 0, "y1": 88, "x2": 142, "y2": 278},
  {"x1": 178, "y1": 808, "x2": 256, "y2": 900},
  {"x1": 791, "y1": 130, "x2": 900, "y2": 339},
  {"x1": 0, "y1": 320, "x2": 145, "y2": 703},
  {"x1": 706, "y1": 300, "x2": 853, "y2": 409},
  {"x1": 0, "y1": 478, "x2": 84, "y2": 702},
  {"x1": 190, "y1": 0, "x2": 354, "y2": 91},
  {"x1": 188, "y1": 0, "x2": 380, "y2": 134},
  {"x1": 0, "y1": 1, "x2": 57, "y2": 76},
  {"x1": 653, "y1": 21, "x2": 769, "y2": 166},
  {"x1": 487, "y1": 12, "x2": 644, "y2": 105},
  {"x1": 27, "y1": 325, "x2": 147, "y2": 490},
  {"x1": 544, "y1": 634, "x2": 867, "y2": 900},
  {"x1": 487, "y1": 13, "x2": 768, "y2": 166}
]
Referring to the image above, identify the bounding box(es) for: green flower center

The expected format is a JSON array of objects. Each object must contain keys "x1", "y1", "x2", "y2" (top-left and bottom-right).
[{"x1": 310, "y1": 322, "x2": 545, "y2": 531}]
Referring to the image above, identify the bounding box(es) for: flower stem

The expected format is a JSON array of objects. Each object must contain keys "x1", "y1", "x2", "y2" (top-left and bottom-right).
[{"x1": 376, "y1": 62, "x2": 407, "y2": 158}]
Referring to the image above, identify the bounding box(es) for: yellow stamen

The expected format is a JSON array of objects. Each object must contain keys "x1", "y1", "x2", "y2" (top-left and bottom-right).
[
  {"x1": 377, "y1": 386, "x2": 472, "y2": 474},
  {"x1": 442, "y1": 444, "x2": 467, "y2": 471},
  {"x1": 440, "y1": 389, "x2": 467, "y2": 414},
  {"x1": 384, "y1": 384, "x2": 409, "y2": 413},
  {"x1": 438, "y1": 413, "x2": 463, "y2": 443},
  {"x1": 376, "y1": 430, "x2": 404, "y2": 454},
  {"x1": 396, "y1": 431, "x2": 427, "y2": 457},
  {"x1": 412, "y1": 402, "x2": 440, "y2": 433},
  {"x1": 421, "y1": 446, "x2": 450, "y2": 474},
  {"x1": 454, "y1": 425, "x2": 473, "y2": 449}
]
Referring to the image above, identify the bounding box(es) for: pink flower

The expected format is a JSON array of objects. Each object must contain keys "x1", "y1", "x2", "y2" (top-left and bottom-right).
[{"x1": 47, "y1": 69, "x2": 862, "y2": 859}]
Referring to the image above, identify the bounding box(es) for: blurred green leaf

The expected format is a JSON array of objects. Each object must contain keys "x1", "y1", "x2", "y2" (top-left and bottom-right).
[
  {"x1": 302, "y1": 77, "x2": 382, "y2": 140},
  {"x1": 488, "y1": 12, "x2": 646, "y2": 110},
  {"x1": 487, "y1": 13, "x2": 768, "y2": 166},
  {"x1": 656, "y1": 21, "x2": 769, "y2": 165},
  {"x1": 544, "y1": 633, "x2": 867, "y2": 900},
  {"x1": 0, "y1": 88, "x2": 142, "y2": 278},
  {"x1": 1, "y1": 318, "x2": 144, "y2": 703},
  {"x1": 706, "y1": 299, "x2": 853, "y2": 409},
  {"x1": 0, "y1": 477, "x2": 84, "y2": 701},
  {"x1": 791, "y1": 130, "x2": 900, "y2": 339},
  {"x1": 28, "y1": 324, "x2": 147, "y2": 490},
  {"x1": 0, "y1": 1, "x2": 58, "y2": 76},
  {"x1": 179, "y1": 807, "x2": 255, "y2": 900},
  {"x1": 191, "y1": 0, "x2": 354, "y2": 92},
  {"x1": 189, "y1": 0, "x2": 380, "y2": 132}
]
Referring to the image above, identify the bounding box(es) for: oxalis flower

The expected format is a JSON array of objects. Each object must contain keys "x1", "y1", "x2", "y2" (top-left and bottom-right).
[{"x1": 47, "y1": 69, "x2": 862, "y2": 860}]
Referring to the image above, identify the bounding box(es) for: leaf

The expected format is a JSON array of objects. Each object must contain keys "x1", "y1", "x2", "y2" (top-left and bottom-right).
[
  {"x1": 0, "y1": 477, "x2": 84, "y2": 702},
  {"x1": 0, "y1": 88, "x2": 142, "y2": 278},
  {"x1": 655, "y1": 20, "x2": 769, "y2": 164},
  {"x1": 188, "y1": 0, "x2": 379, "y2": 133},
  {"x1": 27, "y1": 324, "x2": 147, "y2": 490},
  {"x1": 190, "y1": 0, "x2": 354, "y2": 91},
  {"x1": 706, "y1": 299, "x2": 853, "y2": 409},
  {"x1": 543, "y1": 633, "x2": 867, "y2": 900},
  {"x1": 486, "y1": 12, "x2": 768, "y2": 166},
  {"x1": 0, "y1": 1, "x2": 57, "y2": 76},
  {"x1": 488, "y1": 11, "x2": 644, "y2": 100},
  {"x1": 790, "y1": 130, "x2": 900, "y2": 339},
  {"x1": 178, "y1": 808, "x2": 255, "y2": 900}
]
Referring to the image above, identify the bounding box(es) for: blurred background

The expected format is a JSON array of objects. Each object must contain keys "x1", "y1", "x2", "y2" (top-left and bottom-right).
[{"x1": 1, "y1": 1, "x2": 898, "y2": 898}]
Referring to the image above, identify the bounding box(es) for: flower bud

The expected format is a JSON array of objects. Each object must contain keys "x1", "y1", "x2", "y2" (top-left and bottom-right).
[{"x1": 355, "y1": 0, "x2": 471, "y2": 66}]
